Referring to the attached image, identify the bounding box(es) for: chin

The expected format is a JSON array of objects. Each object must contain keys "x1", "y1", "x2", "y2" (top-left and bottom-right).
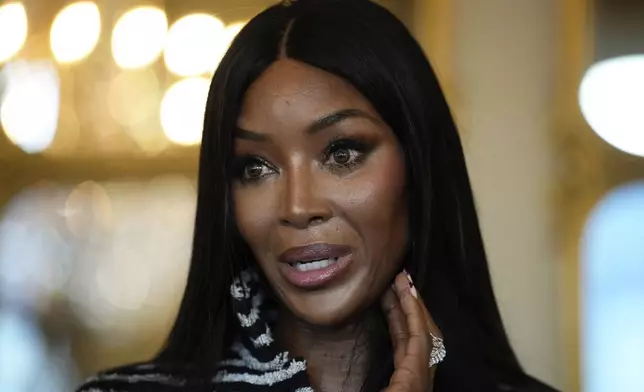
[{"x1": 280, "y1": 285, "x2": 371, "y2": 329}]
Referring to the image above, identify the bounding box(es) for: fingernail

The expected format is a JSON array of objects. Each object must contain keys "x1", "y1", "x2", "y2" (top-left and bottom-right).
[
  {"x1": 403, "y1": 269, "x2": 418, "y2": 298},
  {"x1": 404, "y1": 269, "x2": 413, "y2": 287}
]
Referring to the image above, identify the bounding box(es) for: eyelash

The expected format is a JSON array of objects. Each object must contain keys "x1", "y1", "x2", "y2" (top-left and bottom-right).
[
  {"x1": 231, "y1": 138, "x2": 374, "y2": 184},
  {"x1": 322, "y1": 138, "x2": 372, "y2": 170}
]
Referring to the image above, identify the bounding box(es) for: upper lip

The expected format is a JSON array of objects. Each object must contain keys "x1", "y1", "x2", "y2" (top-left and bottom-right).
[{"x1": 279, "y1": 243, "x2": 351, "y2": 264}]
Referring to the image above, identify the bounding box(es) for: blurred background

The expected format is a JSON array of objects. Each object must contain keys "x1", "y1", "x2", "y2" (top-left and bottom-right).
[{"x1": 0, "y1": 0, "x2": 642, "y2": 391}]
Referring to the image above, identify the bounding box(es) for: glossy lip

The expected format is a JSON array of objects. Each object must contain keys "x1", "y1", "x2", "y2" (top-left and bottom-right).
[
  {"x1": 278, "y1": 243, "x2": 353, "y2": 289},
  {"x1": 279, "y1": 243, "x2": 352, "y2": 264}
]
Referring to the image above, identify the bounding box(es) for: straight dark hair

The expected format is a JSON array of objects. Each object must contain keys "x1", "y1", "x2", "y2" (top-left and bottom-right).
[{"x1": 157, "y1": 1, "x2": 549, "y2": 391}]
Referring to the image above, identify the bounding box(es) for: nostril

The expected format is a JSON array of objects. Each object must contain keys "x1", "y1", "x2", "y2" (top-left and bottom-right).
[
  {"x1": 279, "y1": 218, "x2": 291, "y2": 226},
  {"x1": 279, "y1": 216, "x2": 326, "y2": 228}
]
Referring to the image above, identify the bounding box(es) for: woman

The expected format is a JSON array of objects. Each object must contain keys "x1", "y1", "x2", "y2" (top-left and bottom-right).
[{"x1": 77, "y1": 0, "x2": 558, "y2": 391}]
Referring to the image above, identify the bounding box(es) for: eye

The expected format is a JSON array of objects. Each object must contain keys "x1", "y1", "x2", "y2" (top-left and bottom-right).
[
  {"x1": 244, "y1": 161, "x2": 266, "y2": 179},
  {"x1": 323, "y1": 138, "x2": 374, "y2": 171},
  {"x1": 232, "y1": 156, "x2": 276, "y2": 183},
  {"x1": 330, "y1": 147, "x2": 357, "y2": 165}
]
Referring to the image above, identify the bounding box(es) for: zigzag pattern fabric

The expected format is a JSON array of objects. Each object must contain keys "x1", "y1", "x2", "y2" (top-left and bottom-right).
[{"x1": 76, "y1": 269, "x2": 316, "y2": 391}]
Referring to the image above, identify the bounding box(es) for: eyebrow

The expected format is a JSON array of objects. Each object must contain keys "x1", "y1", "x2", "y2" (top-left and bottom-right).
[{"x1": 234, "y1": 108, "x2": 380, "y2": 142}]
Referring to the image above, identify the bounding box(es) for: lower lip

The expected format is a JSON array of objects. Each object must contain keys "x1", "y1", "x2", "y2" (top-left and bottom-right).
[{"x1": 279, "y1": 254, "x2": 352, "y2": 289}]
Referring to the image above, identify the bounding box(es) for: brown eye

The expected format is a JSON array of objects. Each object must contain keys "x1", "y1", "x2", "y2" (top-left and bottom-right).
[
  {"x1": 244, "y1": 162, "x2": 264, "y2": 179},
  {"x1": 232, "y1": 155, "x2": 275, "y2": 183},
  {"x1": 323, "y1": 138, "x2": 373, "y2": 172},
  {"x1": 332, "y1": 148, "x2": 351, "y2": 164}
]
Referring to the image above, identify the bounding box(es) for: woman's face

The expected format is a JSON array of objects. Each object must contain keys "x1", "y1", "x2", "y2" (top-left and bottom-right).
[{"x1": 233, "y1": 59, "x2": 408, "y2": 327}]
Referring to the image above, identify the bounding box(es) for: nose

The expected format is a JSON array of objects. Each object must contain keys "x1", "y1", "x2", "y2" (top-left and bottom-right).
[{"x1": 279, "y1": 165, "x2": 332, "y2": 229}]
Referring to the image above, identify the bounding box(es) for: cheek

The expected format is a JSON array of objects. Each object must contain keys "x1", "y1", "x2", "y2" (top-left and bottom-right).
[
  {"x1": 233, "y1": 185, "x2": 277, "y2": 252},
  {"x1": 339, "y1": 148, "x2": 407, "y2": 247}
]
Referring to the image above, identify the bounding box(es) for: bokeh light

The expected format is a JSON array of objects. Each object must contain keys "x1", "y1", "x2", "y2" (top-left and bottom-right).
[
  {"x1": 579, "y1": 55, "x2": 644, "y2": 157},
  {"x1": 107, "y1": 69, "x2": 160, "y2": 127},
  {"x1": 582, "y1": 181, "x2": 644, "y2": 392},
  {"x1": 0, "y1": 61, "x2": 60, "y2": 153},
  {"x1": 0, "y1": 2, "x2": 28, "y2": 63},
  {"x1": 46, "y1": 105, "x2": 81, "y2": 155},
  {"x1": 107, "y1": 69, "x2": 166, "y2": 153},
  {"x1": 64, "y1": 181, "x2": 113, "y2": 238},
  {"x1": 0, "y1": 311, "x2": 48, "y2": 391},
  {"x1": 160, "y1": 77, "x2": 210, "y2": 145},
  {"x1": 95, "y1": 254, "x2": 151, "y2": 311},
  {"x1": 225, "y1": 21, "x2": 247, "y2": 45},
  {"x1": 0, "y1": 185, "x2": 72, "y2": 307},
  {"x1": 111, "y1": 6, "x2": 168, "y2": 69},
  {"x1": 164, "y1": 13, "x2": 225, "y2": 77},
  {"x1": 61, "y1": 179, "x2": 193, "y2": 338},
  {"x1": 50, "y1": 2, "x2": 101, "y2": 64}
]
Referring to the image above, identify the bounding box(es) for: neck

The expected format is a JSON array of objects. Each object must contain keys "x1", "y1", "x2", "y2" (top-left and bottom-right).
[{"x1": 275, "y1": 309, "x2": 374, "y2": 392}]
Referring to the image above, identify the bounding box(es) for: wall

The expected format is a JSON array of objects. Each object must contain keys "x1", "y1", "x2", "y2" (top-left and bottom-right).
[{"x1": 450, "y1": 0, "x2": 562, "y2": 388}]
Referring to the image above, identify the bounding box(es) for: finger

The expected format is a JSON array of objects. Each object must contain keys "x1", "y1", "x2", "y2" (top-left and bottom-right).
[
  {"x1": 413, "y1": 286, "x2": 442, "y2": 342},
  {"x1": 416, "y1": 296, "x2": 439, "y2": 335},
  {"x1": 392, "y1": 272, "x2": 430, "y2": 387},
  {"x1": 413, "y1": 289, "x2": 443, "y2": 377},
  {"x1": 381, "y1": 285, "x2": 408, "y2": 368}
]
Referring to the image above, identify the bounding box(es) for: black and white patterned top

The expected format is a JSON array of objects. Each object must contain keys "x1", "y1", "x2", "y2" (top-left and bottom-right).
[{"x1": 76, "y1": 269, "x2": 315, "y2": 391}]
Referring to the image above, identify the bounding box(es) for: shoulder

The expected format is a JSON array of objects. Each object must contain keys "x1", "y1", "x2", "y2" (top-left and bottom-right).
[{"x1": 75, "y1": 362, "x2": 210, "y2": 392}]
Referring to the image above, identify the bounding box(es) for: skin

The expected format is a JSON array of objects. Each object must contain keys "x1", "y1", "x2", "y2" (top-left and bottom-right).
[{"x1": 233, "y1": 59, "x2": 440, "y2": 391}]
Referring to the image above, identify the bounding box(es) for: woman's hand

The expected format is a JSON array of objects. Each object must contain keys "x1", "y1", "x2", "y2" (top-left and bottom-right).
[{"x1": 380, "y1": 270, "x2": 444, "y2": 392}]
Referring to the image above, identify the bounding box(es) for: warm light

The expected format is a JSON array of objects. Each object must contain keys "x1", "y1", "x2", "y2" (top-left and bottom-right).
[
  {"x1": 107, "y1": 69, "x2": 160, "y2": 127},
  {"x1": 579, "y1": 55, "x2": 644, "y2": 157},
  {"x1": 160, "y1": 77, "x2": 210, "y2": 145},
  {"x1": 47, "y1": 105, "x2": 81, "y2": 154},
  {"x1": 112, "y1": 6, "x2": 167, "y2": 69},
  {"x1": 0, "y1": 3, "x2": 28, "y2": 63},
  {"x1": 0, "y1": 61, "x2": 59, "y2": 153},
  {"x1": 61, "y1": 179, "x2": 193, "y2": 334},
  {"x1": 107, "y1": 69, "x2": 167, "y2": 153},
  {"x1": 164, "y1": 14, "x2": 225, "y2": 77},
  {"x1": 214, "y1": 21, "x2": 247, "y2": 64},
  {"x1": 50, "y1": 2, "x2": 101, "y2": 63},
  {"x1": 225, "y1": 21, "x2": 246, "y2": 44}
]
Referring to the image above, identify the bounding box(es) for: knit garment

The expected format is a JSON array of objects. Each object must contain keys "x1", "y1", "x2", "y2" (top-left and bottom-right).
[{"x1": 76, "y1": 269, "x2": 315, "y2": 391}]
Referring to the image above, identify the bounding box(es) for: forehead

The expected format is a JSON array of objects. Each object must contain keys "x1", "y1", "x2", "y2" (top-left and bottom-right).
[{"x1": 237, "y1": 59, "x2": 379, "y2": 129}]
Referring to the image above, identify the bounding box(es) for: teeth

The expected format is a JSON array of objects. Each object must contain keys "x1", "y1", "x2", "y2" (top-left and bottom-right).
[{"x1": 293, "y1": 257, "x2": 339, "y2": 272}]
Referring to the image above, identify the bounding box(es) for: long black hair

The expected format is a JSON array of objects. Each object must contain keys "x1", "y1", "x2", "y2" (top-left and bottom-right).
[{"x1": 157, "y1": 1, "x2": 551, "y2": 391}]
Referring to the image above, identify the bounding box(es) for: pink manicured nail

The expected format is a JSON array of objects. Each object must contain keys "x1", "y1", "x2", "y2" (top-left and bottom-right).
[
  {"x1": 404, "y1": 269, "x2": 413, "y2": 286},
  {"x1": 403, "y1": 269, "x2": 418, "y2": 298}
]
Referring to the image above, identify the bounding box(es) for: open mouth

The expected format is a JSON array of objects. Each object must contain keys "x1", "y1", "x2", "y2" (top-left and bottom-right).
[
  {"x1": 289, "y1": 257, "x2": 340, "y2": 272},
  {"x1": 279, "y1": 243, "x2": 352, "y2": 288}
]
